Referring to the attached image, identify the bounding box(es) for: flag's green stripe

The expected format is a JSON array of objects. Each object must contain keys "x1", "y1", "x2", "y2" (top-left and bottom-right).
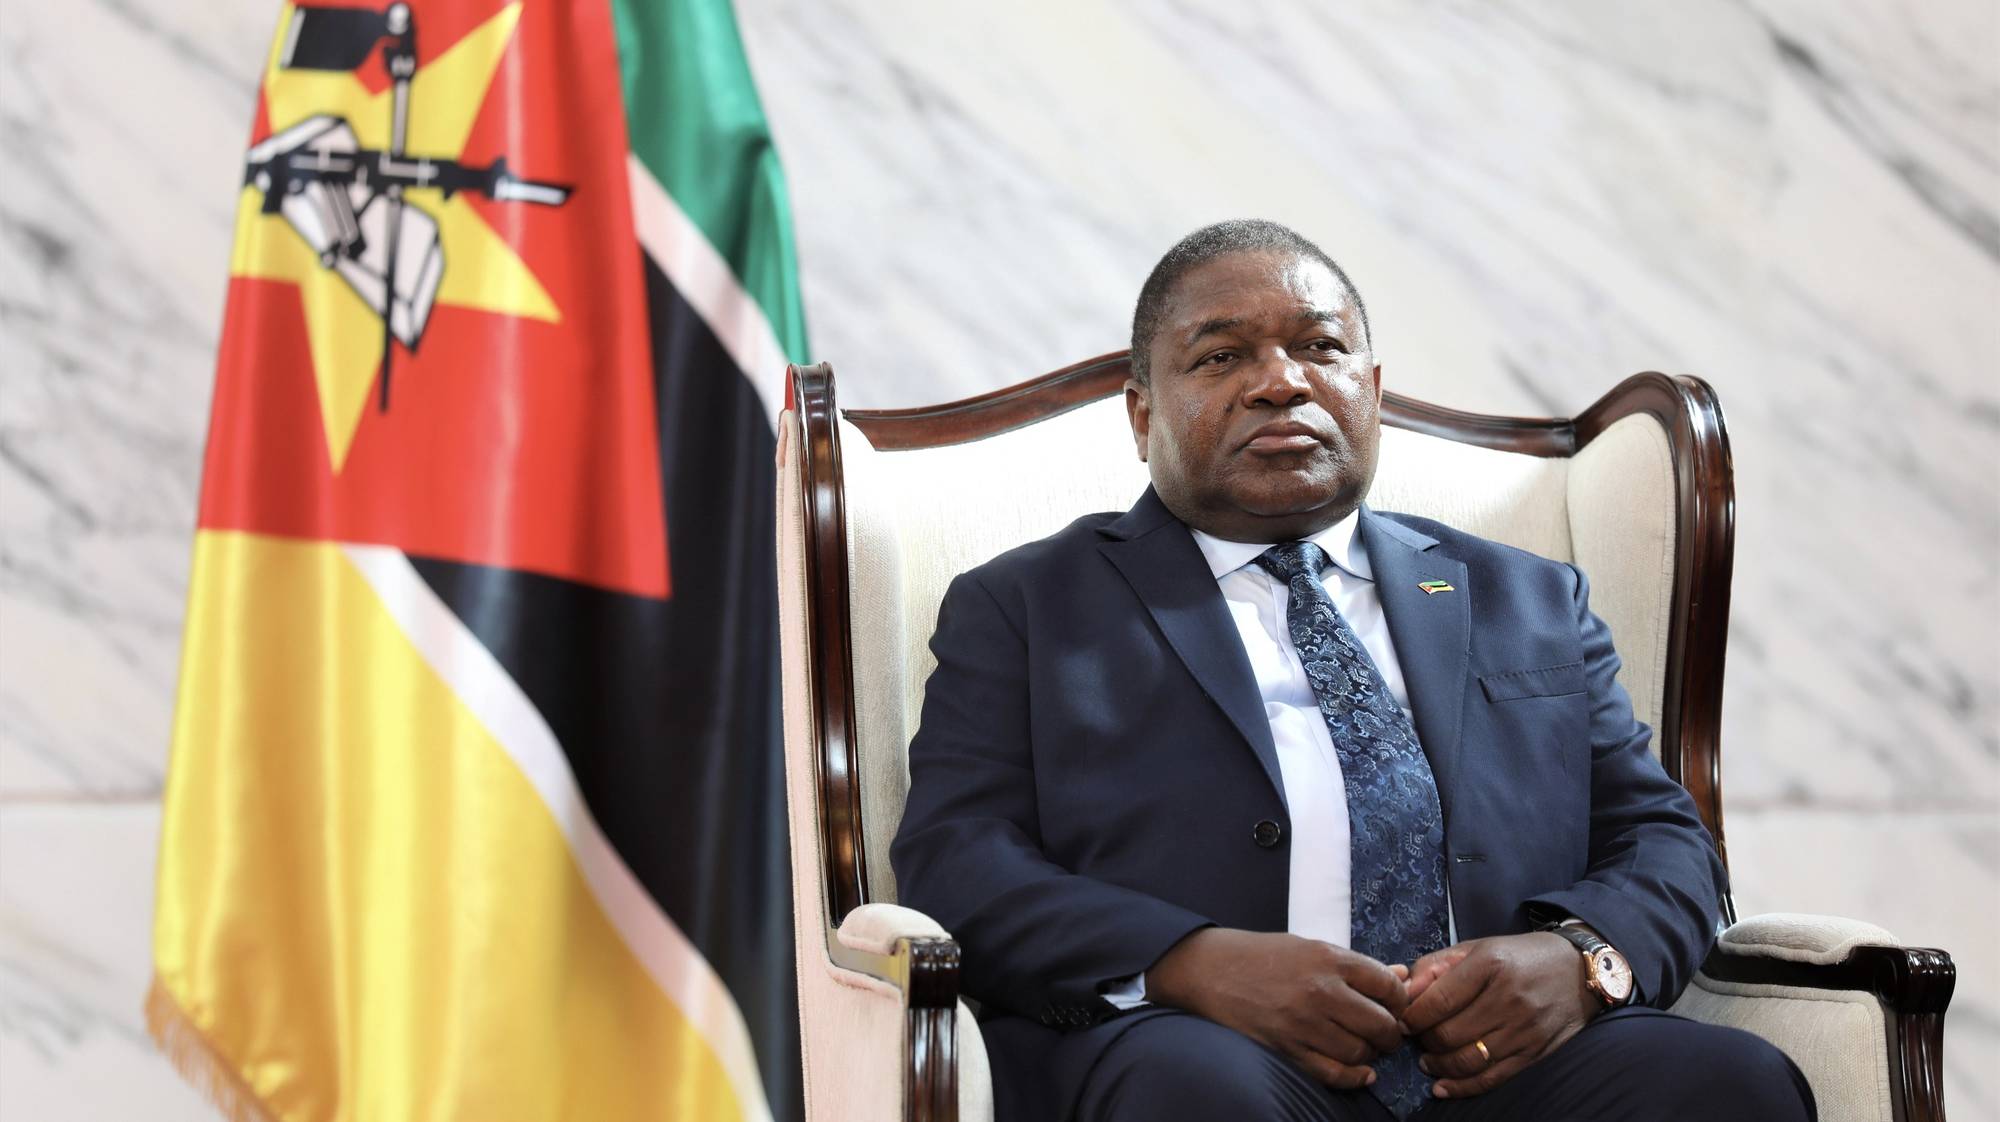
[{"x1": 611, "y1": 0, "x2": 808, "y2": 363}]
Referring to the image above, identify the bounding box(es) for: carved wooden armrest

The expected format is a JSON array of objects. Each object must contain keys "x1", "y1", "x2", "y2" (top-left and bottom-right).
[
  {"x1": 830, "y1": 903, "x2": 964, "y2": 1122},
  {"x1": 1696, "y1": 912, "x2": 1954, "y2": 1122}
]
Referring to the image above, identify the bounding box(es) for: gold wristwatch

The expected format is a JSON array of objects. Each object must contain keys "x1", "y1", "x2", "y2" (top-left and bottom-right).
[{"x1": 1545, "y1": 922, "x2": 1635, "y2": 1008}]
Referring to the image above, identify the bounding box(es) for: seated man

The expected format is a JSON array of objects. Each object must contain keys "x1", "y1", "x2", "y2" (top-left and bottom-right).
[{"x1": 889, "y1": 220, "x2": 1816, "y2": 1121}]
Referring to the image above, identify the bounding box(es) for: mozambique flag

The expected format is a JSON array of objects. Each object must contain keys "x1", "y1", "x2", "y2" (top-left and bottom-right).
[{"x1": 148, "y1": 1, "x2": 805, "y2": 1118}]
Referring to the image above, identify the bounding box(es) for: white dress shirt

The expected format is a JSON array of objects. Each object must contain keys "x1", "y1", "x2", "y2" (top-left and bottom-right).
[
  {"x1": 1103, "y1": 510, "x2": 1449, "y2": 1008},
  {"x1": 1190, "y1": 512, "x2": 1415, "y2": 949}
]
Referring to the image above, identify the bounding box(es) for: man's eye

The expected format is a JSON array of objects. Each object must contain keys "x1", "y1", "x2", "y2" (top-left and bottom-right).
[
  {"x1": 1307, "y1": 338, "x2": 1349, "y2": 355},
  {"x1": 1199, "y1": 351, "x2": 1235, "y2": 367}
]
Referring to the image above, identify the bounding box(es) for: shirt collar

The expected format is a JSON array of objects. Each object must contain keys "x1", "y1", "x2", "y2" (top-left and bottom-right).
[{"x1": 1188, "y1": 508, "x2": 1372, "y2": 584}]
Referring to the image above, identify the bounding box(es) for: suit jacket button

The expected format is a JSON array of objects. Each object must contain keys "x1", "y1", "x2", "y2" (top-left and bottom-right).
[{"x1": 1253, "y1": 819, "x2": 1284, "y2": 848}]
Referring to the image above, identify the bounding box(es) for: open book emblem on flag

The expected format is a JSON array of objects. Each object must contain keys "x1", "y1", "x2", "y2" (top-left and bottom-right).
[{"x1": 241, "y1": 1, "x2": 571, "y2": 412}]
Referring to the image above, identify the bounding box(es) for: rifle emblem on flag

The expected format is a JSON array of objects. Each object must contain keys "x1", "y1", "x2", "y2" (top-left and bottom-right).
[{"x1": 241, "y1": 1, "x2": 571, "y2": 411}]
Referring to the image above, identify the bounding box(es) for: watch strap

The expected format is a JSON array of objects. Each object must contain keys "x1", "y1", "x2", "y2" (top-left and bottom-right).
[{"x1": 1542, "y1": 921, "x2": 1609, "y2": 957}]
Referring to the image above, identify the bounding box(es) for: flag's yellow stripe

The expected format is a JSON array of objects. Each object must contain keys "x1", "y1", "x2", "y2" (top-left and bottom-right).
[
  {"x1": 154, "y1": 530, "x2": 744, "y2": 1121},
  {"x1": 335, "y1": 543, "x2": 773, "y2": 1121}
]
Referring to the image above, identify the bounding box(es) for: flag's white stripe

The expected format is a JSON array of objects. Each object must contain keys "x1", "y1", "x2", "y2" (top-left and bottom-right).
[
  {"x1": 341, "y1": 544, "x2": 775, "y2": 1122},
  {"x1": 626, "y1": 154, "x2": 792, "y2": 426}
]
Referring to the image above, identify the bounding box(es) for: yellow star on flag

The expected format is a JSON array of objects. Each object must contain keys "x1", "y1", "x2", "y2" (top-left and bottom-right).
[{"x1": 230, "y1": 2, "x2": 559, "y2": 472}]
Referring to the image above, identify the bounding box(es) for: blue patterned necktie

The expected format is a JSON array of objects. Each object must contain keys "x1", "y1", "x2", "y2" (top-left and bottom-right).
[{"x1": 1256, "y1": 541, "x2": 1449, "y2": 1118}]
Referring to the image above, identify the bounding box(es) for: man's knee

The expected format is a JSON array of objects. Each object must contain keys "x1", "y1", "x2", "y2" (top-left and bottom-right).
[
  {"x1": 1669, "y1": 1020, "x2": 1815, "y2": 1120},
  {"x1": 1587, "y1": 1012, "x2": 1815, "y2": 1121},
  {"x1": 1075, "y1": 1013, "x2": 1371, "y2": 1122}
]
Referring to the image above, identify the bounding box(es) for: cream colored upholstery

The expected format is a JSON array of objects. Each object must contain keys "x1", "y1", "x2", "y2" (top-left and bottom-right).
[
  {"x1": 1674, "y1": 976, "x2": 1889, "y2": 1122},
  {"x1": 779, "y1": 416, "x2": 994, "y2": 1122},
  {"x1": 782, "y1": 389, "x2": 1911, "y2": 1122},
  {"x1": 1670, "y1": 912, "x2": 1915, "y2": 1122}
]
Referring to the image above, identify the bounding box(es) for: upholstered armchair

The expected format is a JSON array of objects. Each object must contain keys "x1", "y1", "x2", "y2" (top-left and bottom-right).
[{"x1": 774, "y1": 354, "x2": 1955, "y2": 1122}]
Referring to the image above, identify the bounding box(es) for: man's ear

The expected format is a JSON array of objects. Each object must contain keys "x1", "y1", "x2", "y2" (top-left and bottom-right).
[
  {"x1": 1123, "y1": 379, "x2": 1150, "y2": 463},
  {"x1": 1370, "y1": 363, "x2": 1384, "y2": 405}
]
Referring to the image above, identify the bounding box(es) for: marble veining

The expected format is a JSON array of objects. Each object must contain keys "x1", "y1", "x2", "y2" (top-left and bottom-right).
[
  {"x1": 742, "y1": 0, "x2": 1998, "y2": 813},
  {"x1": 1, "y1": 0, "x2": 275, "y2": 798},
  {"x1": 0, "y1": 0, "x2": 1992, "y2": 1117},
  {"x1": 0, "y1": 805, "x2": 214, "y2": 1119}
]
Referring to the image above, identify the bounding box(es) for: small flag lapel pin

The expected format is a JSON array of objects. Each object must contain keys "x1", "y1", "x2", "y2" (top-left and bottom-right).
[{"x1": 1417, "y1": 579, "x2": 1456, "y2": 595}]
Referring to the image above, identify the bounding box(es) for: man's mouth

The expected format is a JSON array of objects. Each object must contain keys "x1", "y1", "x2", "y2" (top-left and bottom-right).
[{"x1": 1240, "y1": 420, "x2": 1327, "y2": 454}]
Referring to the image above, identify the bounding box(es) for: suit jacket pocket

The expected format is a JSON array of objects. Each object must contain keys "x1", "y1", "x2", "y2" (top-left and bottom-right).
[{"x1": 1478, "y1": 660, "x2": 1586, "y2": 702}]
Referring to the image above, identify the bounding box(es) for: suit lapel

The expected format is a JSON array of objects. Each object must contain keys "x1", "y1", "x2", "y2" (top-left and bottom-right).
[
  {"x1": 1358, "y1": 508, "x2": 1471, "y2": 818},
  {"x1": 1098, "y1": 490, "x2": 1288, "y2": 807}
]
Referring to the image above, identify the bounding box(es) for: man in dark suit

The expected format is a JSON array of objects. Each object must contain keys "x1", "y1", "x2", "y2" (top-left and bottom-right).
[{"x1": 890, "y1": 220, "x2": 1815, "y2": 1121}]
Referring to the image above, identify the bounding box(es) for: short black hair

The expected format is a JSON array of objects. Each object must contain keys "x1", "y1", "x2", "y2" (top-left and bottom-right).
[{"x1": 1129, "y1": 219, "x2": 1370, "y2": 384}]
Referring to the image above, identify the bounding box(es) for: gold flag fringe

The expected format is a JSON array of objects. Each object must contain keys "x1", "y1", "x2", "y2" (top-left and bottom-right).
[{"x1": 145, "y1": 976, "x2": 281, "y2": 1122}]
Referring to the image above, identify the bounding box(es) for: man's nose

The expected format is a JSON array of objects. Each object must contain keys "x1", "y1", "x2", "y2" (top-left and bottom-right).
[{"x1": 1243, "y1": 349, "x2": 1312, "y2": 407}]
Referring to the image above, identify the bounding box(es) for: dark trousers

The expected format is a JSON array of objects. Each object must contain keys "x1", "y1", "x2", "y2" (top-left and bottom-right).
[{"x1": 1070, "y1": 1007, "x2": 1816, "y2": 1122}]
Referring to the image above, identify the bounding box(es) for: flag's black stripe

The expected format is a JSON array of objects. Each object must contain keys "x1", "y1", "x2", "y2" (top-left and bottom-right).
[{"x1": 408, "y1": 259, "x2": 801, "y2": 1122}]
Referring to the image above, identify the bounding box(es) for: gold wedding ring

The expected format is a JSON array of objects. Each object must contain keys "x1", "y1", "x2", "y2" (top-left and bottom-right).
[{"x1": 1474, "y1": 1039, "x2": 1491, "y2": 1063}]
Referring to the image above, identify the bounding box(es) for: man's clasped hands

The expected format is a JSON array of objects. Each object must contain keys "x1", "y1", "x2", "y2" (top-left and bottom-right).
[{"x1": 1146, "y1": 928, "x2": 1603, "y2": 1100}]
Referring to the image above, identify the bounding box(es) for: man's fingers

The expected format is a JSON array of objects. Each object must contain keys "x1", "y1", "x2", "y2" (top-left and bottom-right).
[
  {"x1": 1337, "y1": 954, "x2": 1410, "y2": 1015},
  {"x1": 1312, "y1": 983, "x2": 1405, "y2": 1056},
  {"x1": 1415, "y1": 995, "x2": 1507, "y2": 1056},
  {"x1": 1426, "y1": 991, "x2": 1588, "y2": 1099},
  {"x1": 1346, "y1": 1011, "x2": 1404, "y2": 1059},
  {"x1": 1417, "y1": 1028, "x2": 1512, "y2": 1081},
  {"x1": 1301, "y1": 949, "x2": 1408, "y2": 1052},
  {"x1": 1404, "y1": 944, "x2": 1471, "y2": 1003},
  {"x1": 1402, "y1": 946, "x2": 1496, "y2": 1034},
  {"x1": 1432, "y1": 1054, "x2": 1530, "y2": 1101},
  {"x1": 1291, "y1": 1019, "x2": 1376, "y2": 1068},
  {"x1": 1414, "y1": 990, "x2": 1511, "y2": 1064}
]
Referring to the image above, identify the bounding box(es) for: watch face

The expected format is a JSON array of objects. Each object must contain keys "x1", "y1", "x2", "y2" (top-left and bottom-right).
[{"x1": 1592, "y1": 948, "x2": 1635, "y2": 1003}]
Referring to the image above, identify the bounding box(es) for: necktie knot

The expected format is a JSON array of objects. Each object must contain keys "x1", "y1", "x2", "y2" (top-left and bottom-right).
[{"x1": 1255, "y1": 541, "x2": 1330, "y2": 585}]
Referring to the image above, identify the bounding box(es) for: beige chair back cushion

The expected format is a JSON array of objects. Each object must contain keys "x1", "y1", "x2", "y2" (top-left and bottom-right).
[{"x1": 841, "y1": 396, "x2": 1676, "y2": 905}]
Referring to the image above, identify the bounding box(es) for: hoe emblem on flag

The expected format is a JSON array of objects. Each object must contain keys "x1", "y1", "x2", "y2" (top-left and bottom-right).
[
  {"x1": 244, "y1": 1, "x2": 572, "y2": 411},
  {"x1": 206, "y1": 0, "x2": 670, "y2": 595}
]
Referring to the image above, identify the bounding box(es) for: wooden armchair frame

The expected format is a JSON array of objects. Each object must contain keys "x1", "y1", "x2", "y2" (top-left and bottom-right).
[{"x1": 785, "y1": 352, "x2": 1954, "y2": 1122}]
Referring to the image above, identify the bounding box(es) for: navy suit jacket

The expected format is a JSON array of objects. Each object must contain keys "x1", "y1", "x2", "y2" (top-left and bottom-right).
[{"x1": 889, "y1": 488, "x2": 1725, "y2": 1117}]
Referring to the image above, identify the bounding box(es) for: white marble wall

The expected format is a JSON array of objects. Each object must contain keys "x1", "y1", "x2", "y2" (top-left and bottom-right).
[{"x1": 2, "y1": 0, "x2": 1993, "y2": 1118}]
